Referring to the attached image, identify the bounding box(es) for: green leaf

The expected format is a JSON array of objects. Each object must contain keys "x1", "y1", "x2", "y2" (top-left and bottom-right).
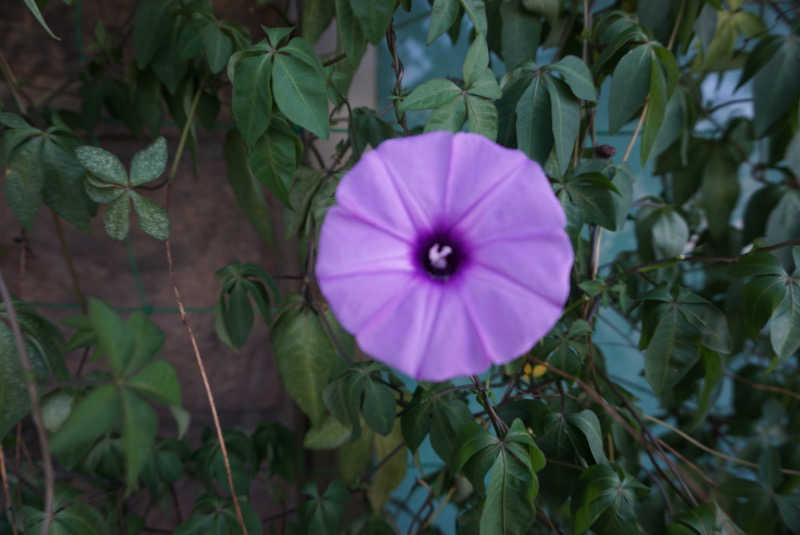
[
  {"x1": 224, "y1": 282, "x2": 255, "y2": 348},
  {"x1": 131, "y1": 192, "x2": 170, "y2": 240},
  {"x1": 465, "y1": 95, "x2": 498, "y2": 140},
  {"x1": 133, "y1": 0, "x2": 173, "y2": 68},
  {"x1": 424, "y1": 95, "x2": 467, "y2": 133},
  {"x1": 467, "y1": 68, "x2": 501, "y2": 99},
  {"x1": 223, "y1": 131, "x2": 274, "y2": 245},
  {"x1": 701, "y1": 149, "x2": 740, "y2": 241},
  {"x1": 568, "y1": 410, "x2": 608, "y2": 464},
  {"x1": 565, "y1": 174, "x2": 618, "y2": 230},
  {"x1": 479, "y1": 439, "x2": 537, "y2": 535},
  {"x1": 349, "y1": 0, "x2": 395, "y2": 44},
  {"x1": 362, "y1": 379, "x2": 396, "y2": 436},
  {"x1": 765, "y1": 191, "x2": 800, "y2": 270},
  {"x1": 103, "y1": 193, "x2": 132, "y2": 240},
  {"x1": 573, "y1": 464, "x2": 646, "y2": 533},
  {"x1": 769, "y1": 278, "x2": 800, "y2": 361},
  {"x1": 41, "y1": 392, "x2": 74, "y2": 433},
  {"x1": 302, "y1": 0, "x2": 337, "y2": 44},
  {"x1": 516, "y1": 74, "x2": 553, "y2": 164},
  {"x1": 400, "y1": 78, "x2": 462, "y2": 112},
  {"x1": 304, "y1": 414, "x2": 354, "y2": 450},
  {"x1": 463, "y1": 35, "x2": 490, "y2": 87},
  {"x1": 22, "y1": 0, "x2": 59, "y2": 39},
  {"x1": 500, "y1": 0, "x2": 541, "y2": 70},
  {"x1": 4, "y1": 157, "x2": 43, "y2": 230},
  {"x1": 89, "y1": 299, "x2": 134, "y2": 375},
  {"x1": 271, "y1": 306, "x2": 345, "y2": 425},
  {"x1": 50, "y1": 385, "x2": 121, "y2": 454},
  {"x1": 126, "y1": 311, "x2": 164, "y2": 374},
  {"x1": 690, "y1": 348, "x2": 722, "y2": 430},
  {"x1": 129, "y1": 137, "x2": 168, "y2": 186},
  {"x1": 232, "y1": 55, "x2": 273, "y2": 147},
  {"x1": 128, "y1": 360, "x2": 181, "y2": 406},
  {"x1": 121, "y1": 389, "x2": 158, "y2": 489},
  {"x1": 301, "y1": 480, "x2": 349, "y2": 535},
  {"x1": 335, "y1": 0, "x2": 367, "y2": 60},
  {"x1": 549, "y1": 55, "x2": 597, "y2": 101},
  {"x1": 427, "y1": 0, "x2": 460, "y2": 44},
  {"x1": 202, "y1": 25, "x2": 233, "y2": 74},
  {"x1": 76, "y1": 145, "x2": 128, "y2": 185},
  {"x1": 609, "y1": 45, "x2": 652, "y2": 134},
  {"x1": 643, "y1": 304, "x2": 696, "y2": 397},
  {"x1": 41, "y1": 139, "x2": 95, "y2": 231},
  {"x1": 640, "y1": 54, "x2": 667, "y2": 165},
  {"x1": 753, "y1": 36, "x2": 800, "y2": 136},
  {"x1": 545, "y1": 76, "x2": 579, "y2": 176},
  {"x1": 738, "y1": 34, "x2": 783, "y2": 89},
  {"x1": 0, "y1": 322, "x2": 49, "y2": 439},
  {"x1": 460, "y1": 0, "x2": 487, "y2": 36},
  {"x1": 775, "y1": 493, "x2": 800, "y2": 535},
  {"x1": 367, "y1": 421, "x2": 407, "y2": 510},
  {"x1": 273, "y1": 41, "x2": 330, "y2": 138}
]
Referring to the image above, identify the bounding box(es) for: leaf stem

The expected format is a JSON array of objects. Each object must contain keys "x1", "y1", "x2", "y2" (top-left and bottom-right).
[
  {"x1": 0, "y1": 271, "x2": 54, "y2": 535},
  {"x1": 470, "y1": 376, "x2": 507, "y2": 436}
]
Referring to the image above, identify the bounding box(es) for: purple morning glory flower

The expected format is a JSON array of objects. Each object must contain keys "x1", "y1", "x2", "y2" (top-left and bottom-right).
[{"x1": 316, "y1": 131, "x2": 573, "y2": 381}]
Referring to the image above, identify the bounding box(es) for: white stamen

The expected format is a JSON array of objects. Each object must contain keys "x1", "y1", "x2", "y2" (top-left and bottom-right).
[{"x1": 428, "y1": 243, "x2": 453, "y2": 270}]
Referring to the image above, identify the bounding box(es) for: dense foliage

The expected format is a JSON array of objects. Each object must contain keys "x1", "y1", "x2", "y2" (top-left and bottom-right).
[{"x1": 2, "y1": 0, "x2": 800, "y2": 534}]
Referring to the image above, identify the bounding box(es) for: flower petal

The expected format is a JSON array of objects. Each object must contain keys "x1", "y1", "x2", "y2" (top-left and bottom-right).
[
  {"x1": 469, "y1": 231, "x2": 573, "y2": 306},
  {"x1": 374, "y1": 131, "x2": 455, "y2": 230},
  {"x1": 316, "y1": 206, "x2": 415, "y2": 280},
  {"x1": 452, "y1": 159, "x2": 566, "y2": 243},
  {"x1": 355, "y1": 280, "x2": 440, "y2": 379},
  {"x1": 458, "y1": 264, "x2": 565, "y2": 364},
  {"x1": 335, "y1": 150, "x2": 419, "y2": 239},
  {"x1": 319, "y1": 270, "x2": 418, "y2": 334},
  {"x1": 445, "y1": 133, "x2": 529, "y2": 222},
  {"x1": 413, "y1": 286, "x2": 496, "y2": 380}
]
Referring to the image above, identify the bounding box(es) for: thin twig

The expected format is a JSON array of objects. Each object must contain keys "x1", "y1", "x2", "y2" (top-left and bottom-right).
[
  {"x1": 667, "y1": 0, "x2": 687, "y2": 50},
  {"x1": 729, "y1": 373, "x2": 800, "y2": 401},
  {"x1": 0, "y1": 272, "x2": 54, "y2": 535},
  {"x1": 622, "y1": 100, "x2": 648, "y2": 163},
  {"x1": 163, "y1": 80, "x2": 248, "y2": 535},
  {"x1": 642, "y1": 413, "x2": 800, "y2": 477}
]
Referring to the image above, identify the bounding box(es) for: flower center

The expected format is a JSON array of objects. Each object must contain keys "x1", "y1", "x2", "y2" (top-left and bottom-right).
[{"x1": 417, "y1": 233, "x2": 464, "y2": 279}]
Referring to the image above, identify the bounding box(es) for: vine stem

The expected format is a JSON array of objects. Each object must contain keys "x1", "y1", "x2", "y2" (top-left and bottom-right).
[
  {"x1": 0, "y1": 271, "x2": 54, "y2": 535},
  {"x1": 642, "y1": 413, "x2": 800, "y2": 477},
  {"x1": 622, "y1": 100, "x2": 648, "y2": 163},
  {"x1": 163, "y1": 78, "x2": 248, "y2": 535},
  {"x1": 0, "y1": 449, "x2": 19, "y2": 535},
  {"x1": 470, "y1": 376, "x2": 507, "y2": 436}
]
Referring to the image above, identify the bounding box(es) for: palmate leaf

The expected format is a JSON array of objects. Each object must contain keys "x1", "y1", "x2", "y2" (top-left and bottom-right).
[
  {"x1": 573, "y1": 464, "x2": 647, "y2": 534},
  {"x1": 301, "y1": 480, "x2": 349, "y2": 535},
  {"x1": 349, "y1": 0, "x2": 395, "y2": 44}
]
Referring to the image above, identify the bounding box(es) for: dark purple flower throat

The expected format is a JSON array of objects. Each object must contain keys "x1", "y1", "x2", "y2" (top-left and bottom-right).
[{"x1": 415, "y1": 230, "x2": 467, "y2": 280}]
